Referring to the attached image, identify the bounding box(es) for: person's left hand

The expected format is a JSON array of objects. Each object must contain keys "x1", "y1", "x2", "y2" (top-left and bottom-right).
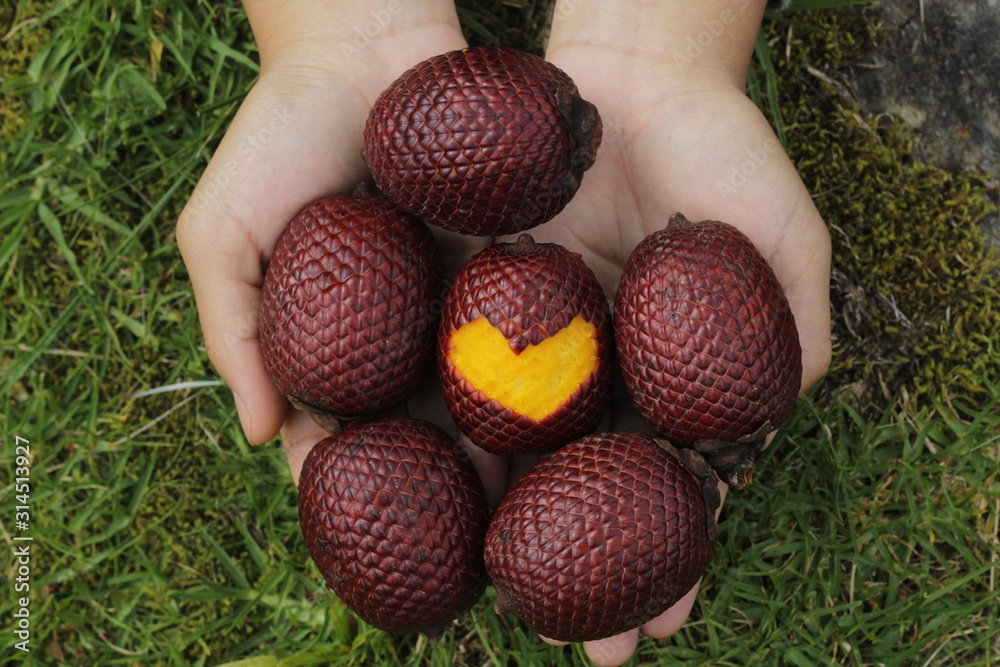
[{"x1": 509, "y1": 11, "x2": 831, "y2": 665}]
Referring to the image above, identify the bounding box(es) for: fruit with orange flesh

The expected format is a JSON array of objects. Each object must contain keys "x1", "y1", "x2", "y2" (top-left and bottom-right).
[
  {"x1": 614, "y1": 213, "x2": 802, "y2": 488},
  {"x1": 484, "y1": 431, "x2": 720, "y2": 642},
  {"x1": 298, "y1": 417, "x2": 489, "y2": 637},
  {"x1": 438, "y1": 235, "x2": 612, "y2": 454}
]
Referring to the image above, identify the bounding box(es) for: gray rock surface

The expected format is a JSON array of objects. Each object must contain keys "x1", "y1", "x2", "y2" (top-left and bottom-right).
[{"x1": 850, "y1": 0, "x2": 999, "y2": 242}]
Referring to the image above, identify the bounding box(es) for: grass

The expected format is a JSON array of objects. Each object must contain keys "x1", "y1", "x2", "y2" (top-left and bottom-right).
[{"x1": 1, "y1": 0, "x2": 998, "y2": 666}]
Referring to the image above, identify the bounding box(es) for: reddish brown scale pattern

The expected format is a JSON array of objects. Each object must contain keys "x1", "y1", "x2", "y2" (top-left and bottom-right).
[
  {"x1": 484, "y1": 432, "x2": 716, "y2": 642},
  {"x1": 438, "y1": 236, "x2": 613, "y2": 454},
  {"x1": 363, "y1": 47, "x2": 600, "y2": 235},
  {"x1": 614, "y1": 216, "x2": 802, "y2": 446},
  {"x1": 259, "y1": 195, "x2": 442, "y2": 419},
  {"x1": 298, "y1": 418, "x2": 489, "y2": 636}
]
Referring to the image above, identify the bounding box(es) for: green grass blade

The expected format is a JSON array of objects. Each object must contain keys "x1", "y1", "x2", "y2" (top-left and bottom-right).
[
  {"x1": 199, "y1": 529, "x2": 251, "y2": 589},
  {"x1": 754, "y1": 30, "x2": 787, "y2": 147},
  {"x1": 36, "y1": 200, "x2": 92, "y2": 293}
]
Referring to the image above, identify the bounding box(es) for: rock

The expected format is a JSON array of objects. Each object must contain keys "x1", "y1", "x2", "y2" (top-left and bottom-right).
[{"x1": 850, "y1": 0, "x2": 1000, "y2": 242}]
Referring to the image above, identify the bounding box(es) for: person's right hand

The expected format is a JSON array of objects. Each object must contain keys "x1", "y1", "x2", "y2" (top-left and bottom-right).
[{"x1": 177, "y1": 1, "x2": 472, "y2": 480}]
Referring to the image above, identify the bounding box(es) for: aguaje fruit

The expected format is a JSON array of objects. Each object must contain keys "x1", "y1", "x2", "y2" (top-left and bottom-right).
[
  {"x1": 259, "y1": 192, "x2": 442, "y2": 430},
  {"x1": 484, "y1": 431, "x2": 720, "y2": 642},
  {"x1": 363, "y1": 46, "x2": 602, "y2": 236},
  {"x1": 438, "y1": 235, "x2": 613, "y2": 454},
  {"x1": 297, "y1": 417, "x2": 490, "y2": 637},
  {"x1": 613, "y1": 213, "x2": 802, "y2": 488}
]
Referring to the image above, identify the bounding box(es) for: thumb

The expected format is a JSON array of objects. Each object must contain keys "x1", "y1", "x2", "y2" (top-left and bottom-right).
[
  {"x1": 177, "y1": 211, "x2": 290, "y2": 445},
  {"x1": 176, "y1": 90, "x2": 313, "y2": 445}
]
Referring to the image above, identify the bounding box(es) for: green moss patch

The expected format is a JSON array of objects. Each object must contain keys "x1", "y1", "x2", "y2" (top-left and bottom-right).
[{"x1": 760, "y1": 7, "x2": 1000, "y2": 411}]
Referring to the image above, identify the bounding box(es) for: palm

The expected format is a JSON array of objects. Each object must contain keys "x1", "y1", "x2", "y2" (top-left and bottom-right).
[{"x1": 528, "y1": 50, "x2": 809, "y2": 294}]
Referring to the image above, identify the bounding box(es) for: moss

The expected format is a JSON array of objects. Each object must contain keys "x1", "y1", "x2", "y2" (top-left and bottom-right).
[
  {"x1": 0, "y1": 2, "x2": 54, "y2": 142},
  {"x1": 758, "y1": 7, "x2": 1000, "y2": 411}
]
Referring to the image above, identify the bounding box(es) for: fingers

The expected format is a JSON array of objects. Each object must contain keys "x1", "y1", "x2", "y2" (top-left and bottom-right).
[
  {"x1": 584, "y1": 629, "x2": 641, "y2": 667},
  {"x1": 537, "y1": 582, "x2": 700, "y2": 667},
  {"x1": 639, "y1": 582, "x2": 703, "y2": 638},
  {"x1": 177, "y1": 180, "x2": 292, "y2": 445},
  {"x1": 196, "y1": 270, "x2": 290, "y2": 446}
]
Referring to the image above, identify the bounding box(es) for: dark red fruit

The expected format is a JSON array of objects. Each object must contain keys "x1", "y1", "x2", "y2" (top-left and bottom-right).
[
  {"x1": 438, "y1": 235, "x2": 613, "y2": 454},
  {"x1": 484, "y1": 431, "x2": 720, "y2": 643},
  {"x1": 363, "y1": 46, "x2": 602, "y2": 236},
  {"x1": 298, "y1": 417, "x2": 490, "y2": 637},
  {"x1": 259, "y1": 193, "x2": 442, "y2": 428},
  {"x1": 613, "y1": 213, "x2": 802, "y2": 488}
]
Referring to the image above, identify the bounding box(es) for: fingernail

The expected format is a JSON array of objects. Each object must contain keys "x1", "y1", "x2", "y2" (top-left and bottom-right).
[{"x1": 233, "y1": 392, "x2": 253, "y2": 443}]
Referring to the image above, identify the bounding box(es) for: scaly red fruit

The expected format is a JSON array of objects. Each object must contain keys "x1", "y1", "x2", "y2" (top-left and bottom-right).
[
  {"x1": 484, "y1": 431, "x2": 720, "y2": 643},
  {"x1": 437, "y1": 235, "x2": 613, "y2": 454},
  {"x1": 297, "y1": 417, "x2": 490, "y2": 637},
  {"x1": 259, "y1": 193, "x2": 442, "y2": 429},
  {"x1": 363, "y1": 46, "x2": 602, "y2": 236},
  {"x1": 613, "y1": 214, "x2": 802, "y2": 488}
]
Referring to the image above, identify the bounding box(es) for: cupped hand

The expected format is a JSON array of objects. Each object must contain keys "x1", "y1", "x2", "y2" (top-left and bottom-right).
[
  {"x1": 515, "y1": 35, "x2": 832, "y2": 667},
  {"x1": 176, "y1": 10, "x2": 474, "y2": 481}
]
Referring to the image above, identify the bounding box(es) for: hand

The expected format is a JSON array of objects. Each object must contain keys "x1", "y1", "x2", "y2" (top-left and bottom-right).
[
  {"x1": 514, "y1": 1, "x2": 832, "y2": 664},
  {"x1": 176, "y1": 1, "x2": 474, "y2": 479}
]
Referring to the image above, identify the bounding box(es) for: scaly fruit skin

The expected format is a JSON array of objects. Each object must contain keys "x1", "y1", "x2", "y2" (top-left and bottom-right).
[
  {"x1": 363, "y1": 46, "x2": 602, "y2": 236},
  {"x1": 438, "y1": 235, "x2": 613, "y2": 454},
  {"x1": 298, "y1": 417, "x2": 490, "y2": 637},
  {"x1": 259, "y1": 194, "x2": 442, "y2": 424},
  {"x1": 613, "y1": 214, "x2": 802, "y2": 487},
  {"x1": 484, "y1": 431, "x2": 718, "y2": 643}
]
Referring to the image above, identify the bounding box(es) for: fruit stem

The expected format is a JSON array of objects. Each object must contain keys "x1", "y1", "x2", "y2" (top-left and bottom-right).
[
  {"x1": 691, "y1": 421, "x2": 774, "y2": 490},
  {"x1": 654, "y1": 439, "x2": 721, "y2": 541},
  {"x1": 668, "y1": 212, "x2": 692, "y2": 228},
  {"x1": 493, "y1": 589, "x2": 516, "y2": 615},
  {"x1": 351, "y1": 181, "x2": 376, "y2": 198},
  {"x1": 555, "y1": 87, "x2": 602, "y2": 183},
  {"x1": 422, "y1": 623, "x2": 450, "y2": 641}
]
